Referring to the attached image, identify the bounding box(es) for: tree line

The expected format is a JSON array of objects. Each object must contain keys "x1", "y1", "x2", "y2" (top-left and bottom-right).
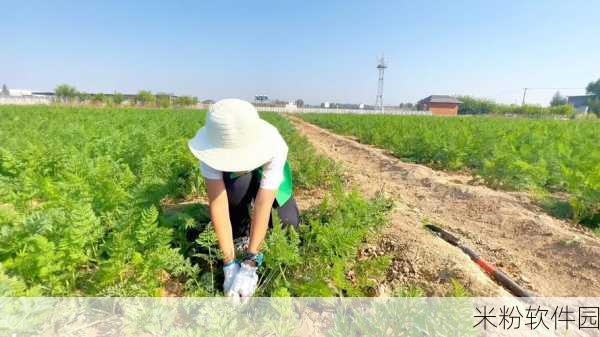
[
  {"x1": 585, "y1": 78, "x2": 600, "y2": 115},
  {"x1": 458, "y1": 78, "x2": 600, "y2": 117},
  {"x1": 54, "y1": 84, "x2": 198, "y2": 108},
  {"x1": 457, "y1": 96, "x2": 576, "y2": 117}
]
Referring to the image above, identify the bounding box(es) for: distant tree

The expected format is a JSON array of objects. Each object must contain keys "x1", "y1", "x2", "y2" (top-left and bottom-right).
[
  {"x1": 104, "y1": 95, "x2": 114, "y2": 106},
  {"x1": 77, "y1": 92, "x2": 91, "y2": 102},
  {"x1": 398, "y1": 102, "x2": 415, "y2": 110},
  {"x1": 113, "y1": 92, "x2": 124, "y2": 105},
  {"x1": 91, "y1": 93, "x2": 106, "y2": 105},
  {"x1": 156, "y1": 92, "x2": 172, "y2": 108},
  {"x1": 55, "y1": 84, "x2": 78, "y2": 103},
  {"x1": 175, "y1": 96, "x2": 188, "y2": 106},
  {"x1": 295, "y1": 99, "x2": 304, "y2": 107},
  {"x1": 136, "y1": 90, "x2": 156, "y2": 106},
  {"x1": 175, "y1": 96, "x2": 198, "y2": 107},
  {"x1": 457, "y1": 96, "x2": 498, "y2": 115},
  {"x1": 1, "y1": 84, "x2": 9, "y2": 96},
  {"x1": 550, "y1": 91, "x2": 567, "y2": 106},
  {"x1": 271, "y1": 99, "x2": 287, "y2": 107},
  {"x1": 202, "y1": 99, "x2": 215, "y2": 104},
  {"x1": 586, "y1": 78, "x2": 600, "y2": 95},
  {"x1": 548, "y1": 104, "x2": 575, "y2": 117},
  {"x1": 588, "y1": 97, "x2": 600, "y2": 117}
]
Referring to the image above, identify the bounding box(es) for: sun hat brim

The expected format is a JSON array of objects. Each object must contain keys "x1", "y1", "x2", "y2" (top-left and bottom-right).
[{"x1": 188, "y1": 119, "x2": 280, "y2": 172}]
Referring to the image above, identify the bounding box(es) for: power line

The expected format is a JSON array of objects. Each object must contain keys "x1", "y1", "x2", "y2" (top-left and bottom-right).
[
  {"x1": 522, "y1": 87, "x2": 585, "y2": 90},
  {"x1": 521, "y1": 87, "x2": 586, "y2": 105}
]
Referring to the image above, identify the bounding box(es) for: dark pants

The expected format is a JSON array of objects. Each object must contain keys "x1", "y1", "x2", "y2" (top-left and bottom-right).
[{"x1": 223, "y1": 172, "x2": 300, "y2": 239}]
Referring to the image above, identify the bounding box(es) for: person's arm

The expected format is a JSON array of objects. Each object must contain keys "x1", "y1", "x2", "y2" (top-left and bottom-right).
[
  {"x1": 247, "y1": 139, "x2": 288, "y2": 255},
  {"x1": 205, "y1": 179, "x2": 235, "y2": 264},
  {"x1": 247, "y1": 188, "x2": 276, "y2": 254}
]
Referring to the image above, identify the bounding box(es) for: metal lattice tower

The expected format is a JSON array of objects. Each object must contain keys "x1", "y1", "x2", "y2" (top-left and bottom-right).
[{"x1": 375, "y1": 56, "x2": 387, "y2": 112}]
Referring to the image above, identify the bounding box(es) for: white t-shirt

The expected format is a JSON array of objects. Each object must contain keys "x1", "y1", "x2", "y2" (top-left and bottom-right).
[{"x1": 200, "y1": 132, "x2": 289, "y2": 190}]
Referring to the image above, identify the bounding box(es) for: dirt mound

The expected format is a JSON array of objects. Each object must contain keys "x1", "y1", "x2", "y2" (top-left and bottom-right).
[{"x1": 290, "y1": 116, "x2": 600, "y2": 296}]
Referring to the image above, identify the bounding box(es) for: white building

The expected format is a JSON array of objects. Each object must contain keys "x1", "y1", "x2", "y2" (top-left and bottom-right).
[
  {"x1": 285, "y1": 101, "x2": 297, "y2": 110},
  {"x1": 7, "y1": 89, "x2": 33, "y2": 97},
  {"x1": 0, "y1": 84, "x2": 54, "y2": 105}
]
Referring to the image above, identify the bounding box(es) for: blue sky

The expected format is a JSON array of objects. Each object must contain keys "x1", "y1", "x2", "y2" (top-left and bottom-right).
[{"x1": 2, "y1": 0, "x2": 599, "y2": 105}]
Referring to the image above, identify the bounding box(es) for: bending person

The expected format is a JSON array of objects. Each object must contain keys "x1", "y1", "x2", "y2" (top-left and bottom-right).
[{"x1": 188, "y1": 98, "x2": 300, "y2": 297}]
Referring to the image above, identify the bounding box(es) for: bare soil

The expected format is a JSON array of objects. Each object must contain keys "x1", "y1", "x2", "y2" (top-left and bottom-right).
[{"x1": 289, "y1": 116, "x2": 600, "y2": 296}]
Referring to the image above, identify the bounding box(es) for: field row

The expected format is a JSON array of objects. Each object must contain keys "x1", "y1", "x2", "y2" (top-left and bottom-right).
[{"x1": 299, "y1": 113, "x2": 600, "y2": 228}]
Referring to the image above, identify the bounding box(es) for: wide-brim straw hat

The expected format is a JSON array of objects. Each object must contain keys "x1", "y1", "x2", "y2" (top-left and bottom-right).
[{"x1": 188, "y1": 98, "x2": 279, "y2": 172}]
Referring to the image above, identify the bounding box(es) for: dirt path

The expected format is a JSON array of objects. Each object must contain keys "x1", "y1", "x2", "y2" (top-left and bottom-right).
[{"x1": 290, "y1": 116, "x2": 600, "y2": 296}]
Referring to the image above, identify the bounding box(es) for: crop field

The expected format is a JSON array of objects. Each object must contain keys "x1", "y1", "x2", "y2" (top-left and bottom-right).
[
  {"x1": 0, "y1": 106, "x2": 392, "y2": 296},
  {"x1": 2, "y1": 106, "x2": 598, "y2": 299},
  {"x1": 300, "y1": 114, "x2": 600, "y2": 228}
]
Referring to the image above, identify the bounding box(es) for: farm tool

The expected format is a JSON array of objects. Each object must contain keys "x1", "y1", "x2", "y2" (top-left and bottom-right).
[{"x1": 425, "y1": 224, "x2": 535, "y2": 297}]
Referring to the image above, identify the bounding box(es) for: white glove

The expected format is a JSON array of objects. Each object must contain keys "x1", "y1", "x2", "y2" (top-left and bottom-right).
[
  {"x1": 229, "y1": 262, "x2": 258, "y2": 298},
  {"x1": 223, "y1": 261, "x2": 240, "y2": 296}
]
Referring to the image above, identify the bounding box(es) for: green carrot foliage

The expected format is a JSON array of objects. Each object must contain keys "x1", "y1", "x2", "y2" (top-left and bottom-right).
[
  {"x1": 301, "y1": 114, "x2": 600, "y2": 228},
  {"x1": 0, "y1": 106, "x2": 392, "y2": 296}
]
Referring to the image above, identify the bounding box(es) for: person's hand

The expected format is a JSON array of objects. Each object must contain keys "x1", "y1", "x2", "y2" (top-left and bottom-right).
[
  {"x1": 223, "y1": 261, "x2": 240, "y2": 296},
  {"x1": 229, "y1": 262, "x2": 258, "y2": 298}
]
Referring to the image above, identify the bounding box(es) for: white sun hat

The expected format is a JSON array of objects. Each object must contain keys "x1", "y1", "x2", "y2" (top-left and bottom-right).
[{"x1": 188, "y1": 98, "x2": 280, "y2": 172}]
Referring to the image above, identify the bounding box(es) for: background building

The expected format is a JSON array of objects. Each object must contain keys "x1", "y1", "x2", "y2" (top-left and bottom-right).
[
  {"x1": 418, "y1": 95, "x2": 462, "y2": 116},
  {"x1": 567, "y1": 95, "x2": 597, "y2": 113},
  {"x1": 0, "y1": 84, "x2": 54, "y2": 105}
]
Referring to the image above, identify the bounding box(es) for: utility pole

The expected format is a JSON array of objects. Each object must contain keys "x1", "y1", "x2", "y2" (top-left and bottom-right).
[{"x1": 520, "y1": 87, "x2": 585, "y2": 106}]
